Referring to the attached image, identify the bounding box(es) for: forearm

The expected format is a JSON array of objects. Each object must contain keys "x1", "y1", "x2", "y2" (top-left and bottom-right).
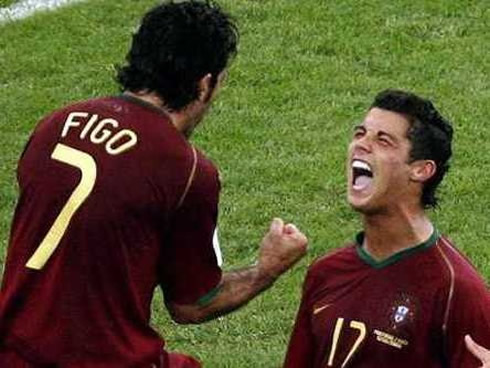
[
  {"x1": 169, "y1": 265, "x2": 276, "y2": 324},
  {"x1": 168, "y1": 218, "x2": 307, "y2": 324},
  {"x1": 204, "y1": 265, "x2": 276, "y2": 319}
]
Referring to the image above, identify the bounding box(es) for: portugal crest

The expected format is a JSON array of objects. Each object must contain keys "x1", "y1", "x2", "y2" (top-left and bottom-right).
[
  {"x1": 389, "y1": 293, "x2": 417, "y2": 330},
  {"x1": 394, "y1": 305, "x2": 410, "y2": 323}
]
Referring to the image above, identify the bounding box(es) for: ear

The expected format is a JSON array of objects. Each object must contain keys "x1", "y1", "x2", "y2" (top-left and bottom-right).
[
  {"x1": 198, "y1": 73, "x2": 214, "y2": 103},
  {"x1": 409, "y1": 160, "x2": 436, "y2": 183}
]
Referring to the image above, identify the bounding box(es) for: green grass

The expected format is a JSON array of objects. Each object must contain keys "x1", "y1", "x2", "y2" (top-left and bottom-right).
[
  {"x1": 0, "y1": 0, "x2": 17, "y2": 8},
  {"x1": 1, "y1": 0, "x2": 489, "y2": 366}
]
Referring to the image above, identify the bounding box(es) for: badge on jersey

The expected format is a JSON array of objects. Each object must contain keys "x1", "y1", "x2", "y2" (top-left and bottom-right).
[
  {"x1": 394, "y1": 306, "x2": 410, "y2": 323},
  {"x1": 373, "y1": 293, "x2": 417, "y2": 350},
  {"x1": 389, "y1": 293, "x2": 417, "y2": 330}
]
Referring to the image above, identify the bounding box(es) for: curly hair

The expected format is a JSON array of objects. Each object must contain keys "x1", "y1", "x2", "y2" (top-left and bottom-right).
[
  {"x1": 116, "y1": 0, "x2": 238, "y2": 111},
  {"x1": 371, "y1": 89, "x2": 453, "y2": 209}
]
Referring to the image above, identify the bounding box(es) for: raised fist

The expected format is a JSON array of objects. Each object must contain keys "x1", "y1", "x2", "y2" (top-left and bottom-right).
[{"x1": 258, "y1": 218, "x2": 308, "y2": 281}]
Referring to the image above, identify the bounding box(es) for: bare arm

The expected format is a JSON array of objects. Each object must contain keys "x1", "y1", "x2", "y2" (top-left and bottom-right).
[
  {"x1": 167, "y1": 218, "x2": 307, "y2": 324},
  {"x1": 465, "y1": 335, "x2": 490, "y2": 368},
  {"x1": 167, "y1": 265, "x2": 272, "y2": 324}
]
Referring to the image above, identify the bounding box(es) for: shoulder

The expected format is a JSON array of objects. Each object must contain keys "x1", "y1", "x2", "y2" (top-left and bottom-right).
[
  {"x1": 305, "y1": 243, "x2": 357, "y2": 284},
  {"x1": 433, "y1": 236, "x2": 490, "y2": 347},
  {"x1": 193, "y1": 148, "x2": 219, "y2": 186},
  {"x1": 298, "y1": 243, "x2": 358, "y2": 300},
  {"x1": 172, "y1": 146, "x2": 220, "y2": 212},
  {"x1": 32, "y1": 97, "x2": 132, "y2": 135},
  {"x1": 310, "y1": 243, "x2": 357, "y2": 269},
  {"x1": 186, "y1": 147, "x2": 220, "y2": 198},
  {"x1": 432, "y1": 235, "x2": 489, "y2": 314},
  {"x1": 435, "y1": 235, "x2": 487, "y2": 287}
]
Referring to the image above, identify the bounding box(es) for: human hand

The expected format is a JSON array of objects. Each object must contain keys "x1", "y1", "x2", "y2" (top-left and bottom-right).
[
  {"x1": 257, "y1": 218, "x2": 308, "y2": 282},
  {"x1": 465, "y1": 334, "x2": 490, "y2": 368}
]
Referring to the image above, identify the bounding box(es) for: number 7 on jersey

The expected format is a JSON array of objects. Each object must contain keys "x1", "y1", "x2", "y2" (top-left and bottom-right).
[{"x1": 26, "y1": 143, "x2": 97, "y2": 270}]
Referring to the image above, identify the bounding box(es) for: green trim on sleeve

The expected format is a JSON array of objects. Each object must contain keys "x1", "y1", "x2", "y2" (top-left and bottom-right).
[
  {"x1": 355, "y1": 228, "x2": 440, "y2": 269},
  {"x1": 197, "y1": 283, "x2": 223, "y2": 306}
]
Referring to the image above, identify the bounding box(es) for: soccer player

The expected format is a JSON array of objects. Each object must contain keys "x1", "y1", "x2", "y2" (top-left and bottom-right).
[
  {"x1": 283, "y1": 89, "x2": 490, "y2": 367},
  {"x1": 0, "y1": 1, "x2": 307, "y2": 367}
]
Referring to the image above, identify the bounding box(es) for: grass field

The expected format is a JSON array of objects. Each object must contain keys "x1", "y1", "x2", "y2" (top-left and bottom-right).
[
  {"x1": 1, "y1": 0, "x2": 489, "y2": 366},
  {"x1": 0, "y1": 0, "x2": 16, "y2": 8}
]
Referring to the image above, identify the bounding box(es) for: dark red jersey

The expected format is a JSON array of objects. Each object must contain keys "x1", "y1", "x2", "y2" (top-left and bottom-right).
[
  {"x1": 0, "y1": 95, "x2": 222, "y2": 367},
  {"x1": 283, "y1": 231, "x2": 490, "y2": 368}
]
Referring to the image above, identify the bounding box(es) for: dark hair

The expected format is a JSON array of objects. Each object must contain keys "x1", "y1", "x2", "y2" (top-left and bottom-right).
[
  {"x1": 371, "y1": 89, "x2": 453, "y2": 209},
  {"x1": 116, "y1": 0, "x2": 238, "y2": 111}
]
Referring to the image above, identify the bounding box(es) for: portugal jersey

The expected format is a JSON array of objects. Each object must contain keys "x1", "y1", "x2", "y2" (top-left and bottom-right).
[
  {"x1": 0, "y1": 95, "x2": 222, "y2": 367},
  {"x1": 283, "y1": 231, "x2": 490, "y2": 368}
]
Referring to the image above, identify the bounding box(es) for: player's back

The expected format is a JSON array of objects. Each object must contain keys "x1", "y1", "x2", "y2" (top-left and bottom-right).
[{"x1": 0, "y1": 95, "x2": 198, "y2": 367}]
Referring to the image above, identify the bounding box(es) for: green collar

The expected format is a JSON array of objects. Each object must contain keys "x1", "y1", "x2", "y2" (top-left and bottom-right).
[{"x1": 355, "y1": 229, "x2": 440, "y2": 269}]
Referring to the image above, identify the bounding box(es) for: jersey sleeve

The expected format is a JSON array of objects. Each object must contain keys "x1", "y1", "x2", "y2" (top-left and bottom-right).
[
  {"x1": 444, "y1": 271, "x2": 490, "y2": 367},
  {"x1": 158, "y1": 151, "x2": 223, "y2": 305},
  {"x1": 283, "y1": 268, "x2": 316, "y2": 368}
]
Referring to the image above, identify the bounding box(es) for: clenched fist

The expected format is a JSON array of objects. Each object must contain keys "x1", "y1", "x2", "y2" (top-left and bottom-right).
[{"x1": 258, "y1": 218, "x2": 308, "y2": 282}]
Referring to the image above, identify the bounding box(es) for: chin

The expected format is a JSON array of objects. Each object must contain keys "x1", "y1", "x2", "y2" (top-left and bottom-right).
[
  {"x1": 348, "y1": 196, "x2": 366, "y2": 211},
  {"x1": 348, "y1": 194, "x2": 381, "y2": 215},
  {"x1": 349, "y1": 201, "x2": 368, "y2": 213}
]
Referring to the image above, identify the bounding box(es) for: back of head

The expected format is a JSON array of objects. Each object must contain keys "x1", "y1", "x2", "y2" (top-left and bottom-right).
[
  {"x1": 371, "y1": 89, "x2": 453, "y2": 209},
  {"x1": 117, "y1": 0, "x2": 239, "y2": 111}
]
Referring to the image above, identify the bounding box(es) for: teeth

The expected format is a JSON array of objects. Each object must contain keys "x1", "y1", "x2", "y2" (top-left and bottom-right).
[{"x1": 352, "y1": 160, "x2": 372, "y2": 173}]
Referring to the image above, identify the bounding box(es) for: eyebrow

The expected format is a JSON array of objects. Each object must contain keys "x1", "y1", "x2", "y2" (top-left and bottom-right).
[
  {"x1": 352, "y1": 124, "x2": 399, "y2": 143},
  {"x1": 378, "y1": 130, "x2": 397, "y2": 142}
]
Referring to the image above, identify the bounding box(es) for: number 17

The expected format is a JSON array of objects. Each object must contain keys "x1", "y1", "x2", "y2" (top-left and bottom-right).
[{"x1": 327, "y1": 318, "x2": 367, "y2": 368}]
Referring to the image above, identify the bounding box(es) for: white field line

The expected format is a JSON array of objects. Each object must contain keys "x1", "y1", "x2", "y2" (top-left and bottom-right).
[{"x1": 0, "y1": 0, "x2": 84, "y2": 24}]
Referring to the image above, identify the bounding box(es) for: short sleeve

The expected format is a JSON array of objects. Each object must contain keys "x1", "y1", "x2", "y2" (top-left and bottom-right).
[
  {"x1": 444, "y1": 272, "x2": 490, "y2": 366},
  {"x1": 159, "y1": 151, "x2": 222, "y2": 305}
]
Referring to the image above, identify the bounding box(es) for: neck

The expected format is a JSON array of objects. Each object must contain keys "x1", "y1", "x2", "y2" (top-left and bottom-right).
[
  {"x1": 123, "y1": 91, "x2": 191, "y2": 136},
  {"x1": 361, "y1": 207, "x2": 434, "y2": 261}
]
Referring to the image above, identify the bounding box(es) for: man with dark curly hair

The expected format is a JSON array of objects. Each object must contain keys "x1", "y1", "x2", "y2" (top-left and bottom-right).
[
  {"x1": 0, "y1": 1, "x2": 307, "y2": 367},
  {"x1": 283, "y1": 89, "x2": 490, "y2": 368}
]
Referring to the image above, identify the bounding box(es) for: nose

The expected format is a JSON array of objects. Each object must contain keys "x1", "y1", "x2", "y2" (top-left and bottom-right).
[{"x1": 351, "y1": 133, "x2": 373, "y2": 154}]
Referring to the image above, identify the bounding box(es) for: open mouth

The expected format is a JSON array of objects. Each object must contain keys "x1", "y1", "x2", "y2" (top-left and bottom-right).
[{"x1": 352, "y1": 159, "x2": 373, "y2": 191}]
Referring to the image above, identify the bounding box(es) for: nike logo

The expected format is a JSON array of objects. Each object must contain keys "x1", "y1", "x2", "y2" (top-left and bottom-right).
[{"x1": 313, "y1": 303, "x2": 332, "y2": 315}]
